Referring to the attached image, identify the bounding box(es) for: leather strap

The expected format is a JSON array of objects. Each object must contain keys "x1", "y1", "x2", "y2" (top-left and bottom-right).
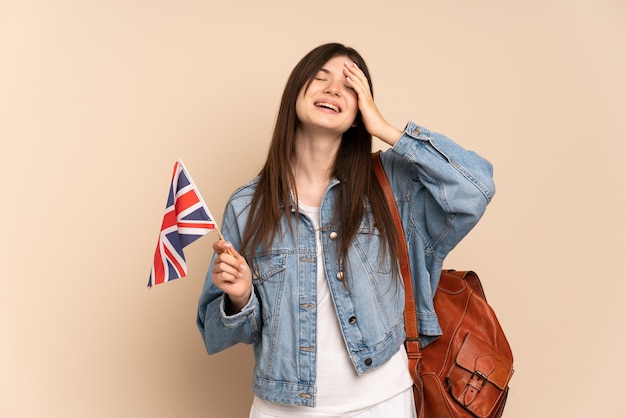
[{"x1": 372, "y1": 151, "x2": 421, "y2": 356}]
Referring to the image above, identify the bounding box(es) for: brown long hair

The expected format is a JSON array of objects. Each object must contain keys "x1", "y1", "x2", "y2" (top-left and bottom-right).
[{"x1": 240, "y1": 42, "x2": 400, "y2": 284}]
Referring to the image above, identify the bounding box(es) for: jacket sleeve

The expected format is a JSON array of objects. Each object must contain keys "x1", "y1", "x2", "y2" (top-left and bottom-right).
[
  {"x1": 380, "y1": 121, "x2": 495, "y2": 344},
  {"x1": 382, "y1": 121, "x2": 495, "y2": 258},
  {"x1": 196, "y1": 198, "x2": 262, "y2": 355}
]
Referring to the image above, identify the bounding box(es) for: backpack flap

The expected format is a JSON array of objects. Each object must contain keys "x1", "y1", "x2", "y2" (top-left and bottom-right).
[{"x1": 446, "y1": 333, "x2": 514, "y2": 418}]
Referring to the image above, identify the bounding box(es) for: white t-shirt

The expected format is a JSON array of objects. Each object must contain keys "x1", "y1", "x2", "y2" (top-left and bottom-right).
[{"x1": 250, "y1": 203, "x2": 413, "y2": 417}]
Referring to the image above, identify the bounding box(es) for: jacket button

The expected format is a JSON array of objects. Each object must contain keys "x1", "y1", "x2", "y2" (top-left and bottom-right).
[
  {"x1": 336, "y1": 271, "x2": 344, "y2": 281},
  {"x1": 364, "y1": 358, "x2": 373, "y2": 366},
  {"x1": 329, "y1": 231, "x2": 338, "y2": 240},
  {"x1": 349, "y1": 316, "x2": 357, "y2": 325},
  {"x1": 412, "y1": 128, "x2": 421, "y2": 136}
]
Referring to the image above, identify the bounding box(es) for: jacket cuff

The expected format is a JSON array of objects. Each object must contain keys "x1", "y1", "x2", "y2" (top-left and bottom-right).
[
  {"x1": 219, "y1": 291, "x2": 256, "y2": 326},
  {"x1": 391, "y1": 121, "x2": 432, "y2": 157}
]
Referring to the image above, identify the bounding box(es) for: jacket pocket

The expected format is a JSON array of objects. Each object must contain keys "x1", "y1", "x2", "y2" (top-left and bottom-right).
[
  {"x1": 251, "y1": 252, "x2": 287, "y2": 285},
  {"x1": 251, "y1": 252, "x2": 288, "y2": 321}
]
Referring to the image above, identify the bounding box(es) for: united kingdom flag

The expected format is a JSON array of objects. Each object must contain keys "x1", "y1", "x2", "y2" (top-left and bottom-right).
[{"x1": 148, "y1": 159, "x2": 216, "y2": 287}]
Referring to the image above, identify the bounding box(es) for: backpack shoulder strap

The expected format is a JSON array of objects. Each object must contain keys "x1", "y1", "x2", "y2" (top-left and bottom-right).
[{"x1": 372, "y1": 151, "x2": 421, "y2": 354}]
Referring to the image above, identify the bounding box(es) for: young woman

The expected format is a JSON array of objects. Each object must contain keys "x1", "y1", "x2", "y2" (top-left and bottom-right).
[{"x1": 197, "y1": 43, "x2": 495, "y2": 417}]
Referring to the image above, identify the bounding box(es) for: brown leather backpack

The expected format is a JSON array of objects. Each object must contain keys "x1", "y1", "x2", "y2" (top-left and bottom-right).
[{"x1": 373, "y1": 151, "x2": 514, "y2": 417}]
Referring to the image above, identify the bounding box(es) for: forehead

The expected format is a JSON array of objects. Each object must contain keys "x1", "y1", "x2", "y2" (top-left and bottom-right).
[{"x1": 317, "y1": 55, "x2": 353, "y2": 72}]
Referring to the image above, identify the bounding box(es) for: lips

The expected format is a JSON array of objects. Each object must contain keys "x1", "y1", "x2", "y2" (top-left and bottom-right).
[{"x1": 314, "y1": 101, "x2": 340, "y2": 112}]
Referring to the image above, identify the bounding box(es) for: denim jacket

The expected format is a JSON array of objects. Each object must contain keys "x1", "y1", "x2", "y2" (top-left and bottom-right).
[{"x1": 196, "y1": 121, "x2": 495, "y2": 407}]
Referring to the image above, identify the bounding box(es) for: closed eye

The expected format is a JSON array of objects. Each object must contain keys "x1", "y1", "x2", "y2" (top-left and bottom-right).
[{"x1": 314, "y1": 68, "x2": 331, "y2": 81}]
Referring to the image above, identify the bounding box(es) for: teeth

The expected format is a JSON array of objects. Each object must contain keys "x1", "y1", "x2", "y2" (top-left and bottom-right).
[{"x1": 315, "y1": 102, "x2": 339, "y2": 112}]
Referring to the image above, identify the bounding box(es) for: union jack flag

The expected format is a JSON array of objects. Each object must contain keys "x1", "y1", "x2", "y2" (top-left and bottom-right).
[{"x1": 148, "y1": 159, "x2": 216, "y2": 287}]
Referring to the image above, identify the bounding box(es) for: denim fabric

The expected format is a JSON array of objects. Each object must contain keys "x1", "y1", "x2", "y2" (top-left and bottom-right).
[{"x1": 197, "y1": 121, "x2": 495, "y2": 407}]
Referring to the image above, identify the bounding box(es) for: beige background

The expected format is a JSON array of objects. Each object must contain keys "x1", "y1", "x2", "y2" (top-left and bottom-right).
[{"x1": 1, "y1": 1, "x2": 625, "y2": 417}]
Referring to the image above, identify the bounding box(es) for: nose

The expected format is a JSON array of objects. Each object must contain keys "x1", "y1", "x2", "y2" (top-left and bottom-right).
[{"x1": 324, "y1": 80, "x2": 340, "y2": 96}]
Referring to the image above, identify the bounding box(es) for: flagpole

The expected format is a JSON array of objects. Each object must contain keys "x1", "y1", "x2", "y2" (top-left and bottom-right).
[{"x1": 214, "y1": 226, "x2": 235, "y2": 257}]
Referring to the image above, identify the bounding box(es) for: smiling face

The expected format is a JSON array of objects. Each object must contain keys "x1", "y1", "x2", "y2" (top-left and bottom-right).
[{"x1": 295, "y1": 55, "x2": 359, "y2": 137}]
